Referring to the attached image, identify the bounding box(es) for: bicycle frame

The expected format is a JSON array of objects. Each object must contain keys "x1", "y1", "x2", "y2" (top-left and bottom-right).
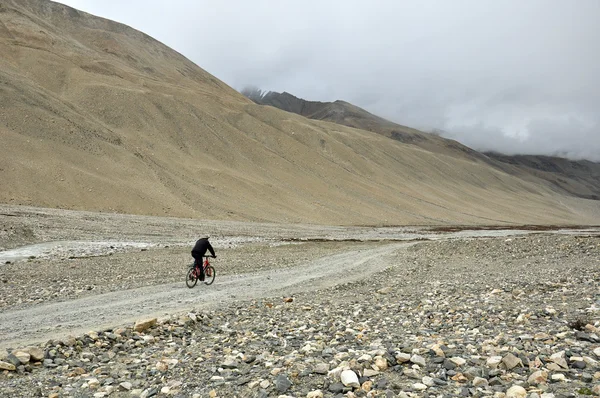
[{"x1": 193, "y1": 256, "x2": 212, "y2": 276}]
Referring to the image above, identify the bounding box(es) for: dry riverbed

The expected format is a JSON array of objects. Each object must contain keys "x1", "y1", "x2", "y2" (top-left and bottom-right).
[{"x1": 1, "y1": 206, "x2": 600, "y2": 397}]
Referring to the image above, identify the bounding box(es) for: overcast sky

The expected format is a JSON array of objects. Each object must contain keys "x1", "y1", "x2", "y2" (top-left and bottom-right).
[{"x1": 59, "y1": 0, "x2": 600, "y2": 161}]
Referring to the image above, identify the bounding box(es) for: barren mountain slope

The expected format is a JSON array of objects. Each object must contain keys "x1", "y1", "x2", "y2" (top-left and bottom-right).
[
  {"x1": 243, "y1": 89, "x2": 487, "y2": 161},
  {"x1": 1, "y1": 0, "x2": 599, "y2": 226},
  {"x1": 484, "y1": 153, "x2": 600, "y2": 200},
  {"x1": 246, "y1": 90, "x2": 600, "y2": 202}
]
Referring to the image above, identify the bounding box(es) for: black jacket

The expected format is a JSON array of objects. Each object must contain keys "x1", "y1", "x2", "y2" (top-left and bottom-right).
[{"x1": 191, "y1": 238, "x2": 215, "y2": 258}]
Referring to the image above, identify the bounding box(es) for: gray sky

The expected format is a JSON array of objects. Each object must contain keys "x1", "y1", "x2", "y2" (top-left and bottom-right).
[{"x1": 59, "y1": 0, "x2": 600, "y2": 161}]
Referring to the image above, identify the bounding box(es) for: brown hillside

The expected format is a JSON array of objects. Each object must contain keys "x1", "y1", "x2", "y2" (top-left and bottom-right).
[
  {"x1": 243, "y1": 90, "x2": 497, "y2": 162},
  {"x1": 245, "y1": 90, "x2": 600, "y2": 202},
  {"x1": 0, "y1": 0, "x2": 599, "y2": 226}
]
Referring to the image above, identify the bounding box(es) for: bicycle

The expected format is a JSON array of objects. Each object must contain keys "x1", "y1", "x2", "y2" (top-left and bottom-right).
[{"x1": 186, "y1": 255, "x2": 216, "y2": 288}]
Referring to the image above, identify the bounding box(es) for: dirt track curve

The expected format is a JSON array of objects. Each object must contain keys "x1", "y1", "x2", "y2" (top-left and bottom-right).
[{"x1": 0, "y1": 243, "x2": 406, "y2": 350}]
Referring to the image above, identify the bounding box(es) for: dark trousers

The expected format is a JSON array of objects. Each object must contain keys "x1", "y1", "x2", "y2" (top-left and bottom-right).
[{"x1": 192, "y1": 255, "x2": 205, "y2": 280}]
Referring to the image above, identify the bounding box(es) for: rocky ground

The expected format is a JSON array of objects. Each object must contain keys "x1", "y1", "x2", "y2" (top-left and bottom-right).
[{"x1": 1, "y1": 230, "x2": 599, "y2": 398}]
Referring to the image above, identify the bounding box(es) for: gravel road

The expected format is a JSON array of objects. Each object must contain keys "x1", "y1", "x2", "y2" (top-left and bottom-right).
[{"x1": 0, "y1": 242, "x2": 404, "y2": 351}]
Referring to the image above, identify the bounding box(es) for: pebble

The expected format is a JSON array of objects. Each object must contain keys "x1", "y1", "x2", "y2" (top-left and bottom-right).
[
  {"x1": 449, "y1": 356, "x2": 466, "y2": 366},
  {"x1": 422, "y1": 376, "x2": 434, "y2": 386},
  {"x1": 487, "y1": 356, "x2": 502, "y2": 368},
  {"x1": 412, "y1": 382, "x2": 427, "y2": 390},
  {"x1": 274, "y1": 374, "x2": 292, "y2": 393},
  {"x1": 528, "y1": 370, "x2": 548, "y2": 385},
  {"x1": 410, "y1": 354, "x2": 426, "y2": 367},
  {"x1": 119, "y1": 382, "x2": 132, "y2": 391},
  {"x1": 502, "y1": 353, "x2": 523, "y2": 370}
]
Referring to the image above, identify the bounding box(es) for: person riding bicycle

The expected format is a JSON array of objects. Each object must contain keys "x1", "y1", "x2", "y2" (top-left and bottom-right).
[{"x1": 191, "y1": 236, "x2": 216, "y2": 281}]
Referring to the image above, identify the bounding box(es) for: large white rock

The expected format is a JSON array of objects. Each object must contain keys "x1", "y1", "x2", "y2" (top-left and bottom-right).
[
  {"x1": 340, "y1": 369, "x2": 360, "y2": 388},
  {"x1": 395, "y1": 352, "x2": 411, "y2": 363},
  {"x1": 412, "y1": 383, "x2": 427, "y2": 391},
  {"x1": 410, "y1": 354, "x2": 426, "y2": 367},
  {"x1": 422, "y1": 376, "x2": 435, "y2": 386},
  {"x1": 486, "y1": 356, "x2": 502, "y2": 368}
]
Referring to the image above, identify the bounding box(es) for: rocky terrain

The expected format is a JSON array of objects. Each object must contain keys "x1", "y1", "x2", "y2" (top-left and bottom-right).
[
  {"x1": 1, "y1": 208, "x2": 599, "y2": 397},
  {"x1": 2, "y1": 1, "x2": 600, "y2": 397}
]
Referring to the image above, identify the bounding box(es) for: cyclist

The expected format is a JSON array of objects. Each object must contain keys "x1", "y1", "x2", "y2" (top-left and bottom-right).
[{"x1": 191, "y1": 236, "x2": 216, "y2": 281}]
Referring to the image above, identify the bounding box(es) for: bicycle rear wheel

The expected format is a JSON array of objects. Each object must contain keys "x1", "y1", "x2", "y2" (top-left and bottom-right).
[
  {"x1": 204, "y1": 265, "x2": 216, "y2": 285},
  {"x1": 186, "y1": 267, "x2": 198, "y2": 288}
]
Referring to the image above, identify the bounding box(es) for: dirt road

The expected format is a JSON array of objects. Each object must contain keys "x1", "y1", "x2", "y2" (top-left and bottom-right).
[{"x1": 0, "y1": 243, "x2": 405, "y2": 350}]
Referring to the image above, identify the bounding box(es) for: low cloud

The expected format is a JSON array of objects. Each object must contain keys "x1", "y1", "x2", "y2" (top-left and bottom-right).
[
  {"x1": 441, "y1": 119, "x2": 600, "y2": 161},
  {"x1": 60, "y1": 0, "x2": 600, "y2": 161}
]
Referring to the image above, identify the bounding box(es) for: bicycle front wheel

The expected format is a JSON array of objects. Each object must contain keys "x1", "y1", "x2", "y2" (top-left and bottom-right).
[
  {"x1": 204, "y1": 265, "x2": 216, "y2": 285},
  {"x1": 186, "y1": 267, "x2": 198, "y2": 288}
]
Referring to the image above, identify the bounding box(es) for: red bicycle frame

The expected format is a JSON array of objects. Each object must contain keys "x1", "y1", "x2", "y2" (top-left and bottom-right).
[{"x1": 193, "y1": 256, "x2": 212, "y2": 277}]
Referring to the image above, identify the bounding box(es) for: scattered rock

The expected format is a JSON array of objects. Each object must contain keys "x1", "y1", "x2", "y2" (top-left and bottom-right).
[
  {"x1": 22, "y1": 347, "x2": 44, "y2": 362},
  {"x1": 0, "y1": 361, "x2": 16, "y2": 371},
  {"x1": 274, "y1": 374, "x2": 292, "y2": 393},
  {"x1": 12, "y1": 351, "x2": 30, "y2": 364},
  {"x1": 134, "y1": 318, "x2": 157, "y2": 333},
  {"x1": 502, "y1": 353, "x2": 523, "y2": 370},
  {"x1": 340, "y1": 369, "x2": 360, "y2": 388},
  {"x1": 410, "y1": 354, "x2": 426, "y2": 367},
  {"x1": 528, "y1": 370, "x2": 548, "y2": 385}
]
